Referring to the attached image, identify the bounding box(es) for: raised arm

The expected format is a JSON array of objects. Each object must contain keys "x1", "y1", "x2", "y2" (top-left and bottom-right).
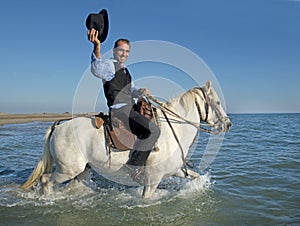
[{"x1": 88, "y1": 29, "x2": 114, "y2": 80}]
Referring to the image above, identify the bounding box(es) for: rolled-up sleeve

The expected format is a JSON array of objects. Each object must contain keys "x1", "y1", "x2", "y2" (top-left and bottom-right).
[{"x1": 91, "y1": 53, "x2": 115, "y2": 81}]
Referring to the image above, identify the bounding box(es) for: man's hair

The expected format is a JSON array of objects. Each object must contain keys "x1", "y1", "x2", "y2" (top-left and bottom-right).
[{"x1": 114, "y1": 38, "x2": 130, "y2": 48}]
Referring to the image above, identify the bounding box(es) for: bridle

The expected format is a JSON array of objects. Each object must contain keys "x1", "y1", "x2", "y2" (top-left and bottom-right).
[
  {"x1": 193, "y1": 87, "x2": 209, "y2": 123},
  {"x1": 146, "y1": 88, "x2": 226, "y2": 176},
  {"x1": 193, "y1": 87, "x2": 229, "y2": 133}
]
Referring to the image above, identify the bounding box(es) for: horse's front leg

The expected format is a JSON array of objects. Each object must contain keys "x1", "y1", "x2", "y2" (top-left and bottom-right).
[
  {"x1": 173, "y1": 168, "x2": 199, "y2": 179},
  {"x1": 75, "y1": 164, "x2": 91, "y2": 182},
  {"x1": 142, "y1": 182, "x2": 160, "y2": 199},
  {"x1": 142, "y1": 170, "x2": 162, "y2": 198}
]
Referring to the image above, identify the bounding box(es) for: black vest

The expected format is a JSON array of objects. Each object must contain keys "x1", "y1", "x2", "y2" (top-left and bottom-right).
[{"x1": 103, "y1": 62, "x2": 134, "y2": 107}]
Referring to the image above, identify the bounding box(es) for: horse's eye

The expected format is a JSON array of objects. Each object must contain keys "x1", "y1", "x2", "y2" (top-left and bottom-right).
[{"x1": 216, "y1": 101, "x2": 220, "y2": 105}]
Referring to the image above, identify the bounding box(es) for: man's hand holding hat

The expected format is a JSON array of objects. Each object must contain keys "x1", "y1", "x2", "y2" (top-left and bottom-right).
[{"x1": 88, "y1": 29, "x2": 101, "y2": 58}]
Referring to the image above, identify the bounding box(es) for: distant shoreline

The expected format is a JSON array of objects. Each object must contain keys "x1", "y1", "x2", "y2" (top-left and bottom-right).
[
  {"x1": 0, "y1": 113, "x2": 74, "y2": 126},
  {"x1": 1, "y1": 112, "x2": 299, "y2": 126}
]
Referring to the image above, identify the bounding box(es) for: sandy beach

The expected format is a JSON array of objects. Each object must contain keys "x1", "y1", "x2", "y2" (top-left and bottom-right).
[{"x1": 0, "y1": 113, "x2": 74, "y2": 126}]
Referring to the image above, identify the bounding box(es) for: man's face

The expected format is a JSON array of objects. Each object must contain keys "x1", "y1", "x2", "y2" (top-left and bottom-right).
[{"x1": 114, "y1": 41, "x2": 130, "y2": 64}]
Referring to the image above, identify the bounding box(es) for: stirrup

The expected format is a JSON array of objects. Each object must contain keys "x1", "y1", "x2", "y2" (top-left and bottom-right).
[{"x1": 123, "y1": 165, "x2": 145, "y2": 185}]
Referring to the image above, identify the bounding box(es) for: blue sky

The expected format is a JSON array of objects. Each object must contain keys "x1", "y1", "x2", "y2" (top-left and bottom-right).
[{"x1": 0, "y1": 0, "x2": 299, "y2": 114}]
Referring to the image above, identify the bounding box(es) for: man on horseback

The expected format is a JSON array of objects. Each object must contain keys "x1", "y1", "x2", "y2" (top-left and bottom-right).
[{"x1": 87, "y1": 28, "x2": 160, "y2": 183}]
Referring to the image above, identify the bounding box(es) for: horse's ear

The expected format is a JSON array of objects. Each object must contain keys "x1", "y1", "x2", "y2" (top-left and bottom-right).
[{"x1": 205, "y1": 80, "x2": 212, "y2": 90}]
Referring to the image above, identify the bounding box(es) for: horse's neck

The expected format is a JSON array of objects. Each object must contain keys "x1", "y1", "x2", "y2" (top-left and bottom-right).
[
  {"x1": 161, "y1": 92, "x2": 200, "y2": 149},
  {"x1": 169, "y1": 92, "x2": 199, "y2": 122}
]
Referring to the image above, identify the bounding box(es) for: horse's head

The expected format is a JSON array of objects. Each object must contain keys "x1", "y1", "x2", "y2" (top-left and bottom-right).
[{"x1": 193, "y1": 80, "x2": 232, "y2": 133}]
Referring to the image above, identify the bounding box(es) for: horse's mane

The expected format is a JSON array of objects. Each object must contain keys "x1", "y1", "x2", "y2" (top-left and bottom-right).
[{"x1": 165, "y1": 88, "x2": 196, "y2": 113}]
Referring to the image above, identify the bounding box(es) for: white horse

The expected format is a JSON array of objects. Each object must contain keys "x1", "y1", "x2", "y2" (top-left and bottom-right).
[{"x1": 21, "y1": 81, "x2": 231, "y2": 198}]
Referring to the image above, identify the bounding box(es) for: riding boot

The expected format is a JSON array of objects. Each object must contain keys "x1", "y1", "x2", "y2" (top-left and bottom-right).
[{"x1": 127, "y1": 150, "x2": 151, "y2": 166}]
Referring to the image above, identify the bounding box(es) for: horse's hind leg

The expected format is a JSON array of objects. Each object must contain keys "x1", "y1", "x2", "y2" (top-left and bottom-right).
[
  {"x1": 42, "y1": 172, "x2": 72, "y2": 193},
  {"x1": 41, "y1": 173, "x2": 51, "y2": 185},
  {"x1": 43, "y1": 164, "x2": 87, "y2": 193}
]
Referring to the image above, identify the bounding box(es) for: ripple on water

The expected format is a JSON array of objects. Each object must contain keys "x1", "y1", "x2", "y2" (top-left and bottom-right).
[{"x1": 1, "y1": 115, "x2": 300, "y2": 225}]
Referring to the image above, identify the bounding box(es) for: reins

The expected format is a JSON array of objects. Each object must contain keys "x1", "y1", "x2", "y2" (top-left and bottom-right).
[
  {"x1": 160, "y1": 109, "x2": 190, "y2": 176},
  {"x1": 147, "y1": 93, "x2": 218, "y2": 135}
]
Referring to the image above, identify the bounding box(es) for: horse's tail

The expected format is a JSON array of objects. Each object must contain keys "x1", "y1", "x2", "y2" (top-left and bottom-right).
[{"x1": 20, "y1": 126, "x2": 54, "y2": 189}]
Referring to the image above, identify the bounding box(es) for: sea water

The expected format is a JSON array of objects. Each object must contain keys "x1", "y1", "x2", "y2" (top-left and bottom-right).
[{"x1": 0, "y1": 114, "x2": 299, "y2": 225}]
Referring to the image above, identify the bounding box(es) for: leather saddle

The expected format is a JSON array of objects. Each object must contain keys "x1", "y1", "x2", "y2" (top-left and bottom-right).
[{"x1": 95, "y1": 98, "x2": 155, "y2": 151}]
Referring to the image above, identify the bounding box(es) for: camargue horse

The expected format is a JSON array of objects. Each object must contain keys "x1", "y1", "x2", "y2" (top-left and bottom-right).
[{"x1": 21, "y1": 81, "x2": 231, "y2": 198}]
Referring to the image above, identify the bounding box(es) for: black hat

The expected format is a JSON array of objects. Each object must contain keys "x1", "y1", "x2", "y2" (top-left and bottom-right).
[{"x1": 86, "y1": 9, "x2": 109, "y2": 43}]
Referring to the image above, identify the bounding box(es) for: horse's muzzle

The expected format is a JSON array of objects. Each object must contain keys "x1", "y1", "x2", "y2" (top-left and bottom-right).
[
  {"x1": 215, "y1": 117, "x2": 232, "y2": 133},
  {"x1": 223, "y1": 118, "x2": 232, "y2": 132}
]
